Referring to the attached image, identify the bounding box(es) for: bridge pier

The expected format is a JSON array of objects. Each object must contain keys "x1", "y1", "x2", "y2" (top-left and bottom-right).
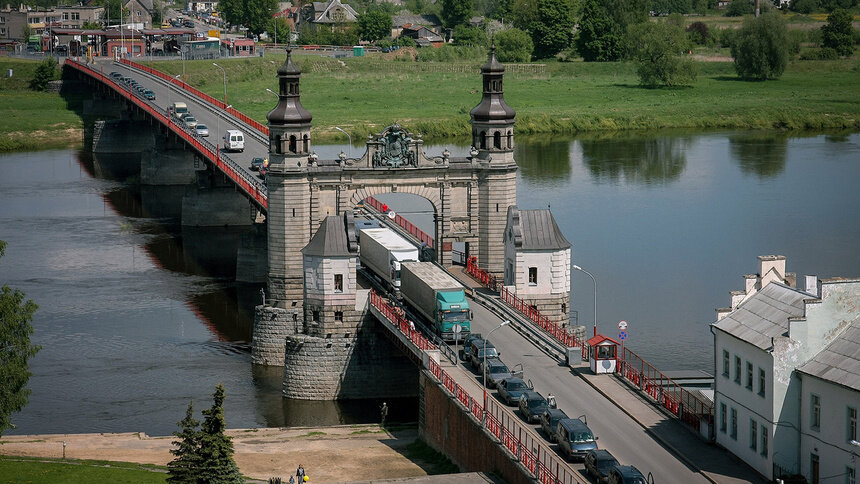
[
  {"x1": 181, "y1": 171, "x2": 255, "y2": 227},
  {"x1": 140, "y1": 138, "x2": 198, "y2": 186},
  {"x1": 236, "y1": 223, "x2": 268, "y2": 284}
]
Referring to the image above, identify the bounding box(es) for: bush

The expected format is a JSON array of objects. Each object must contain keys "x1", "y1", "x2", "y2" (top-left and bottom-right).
[
  {"x1": 629, "y1": 21, "x2": 697, "y2": 87},
  {"x1": 789, "y1": 0, "x2": 817, "y2": 13},
  {"x1": 726, "y1": 0, "x2": 753, "y2": 16},
  {"x1": 29, "y1": 57, "x2": 58, "y2": 91},
  {"x1": 453, "y1": 25, "x2": 489, "y2": 47},
  {"x1": 416, "y1": 44, "x2": 485, "y2": 62},
  {"x1": 717, "y1": 27, "x2": 736, "y2": 48},
  {"x1": 821, "y1": 9, "x2": 855, "y2": 56},
  {"x1": 786, "y1": 29, "x2": 805, "y2": 55},
  {"x1": 686, "y1": 21, "x2": 711, "y2": 45},
  {"x1": 799, "y1": 46, "x2": 839, "y2": 59},
  {"x1": 730, "y1": 11, "x2": 789, "y2": 80},
  {"x1": 494, "y1": 28, "x2": 534, "y2": 62}
]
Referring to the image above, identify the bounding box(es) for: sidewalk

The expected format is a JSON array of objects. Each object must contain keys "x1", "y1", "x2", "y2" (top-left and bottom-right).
[{"x1": 576, "y1": 370, "x2": 767, "y2": 484}]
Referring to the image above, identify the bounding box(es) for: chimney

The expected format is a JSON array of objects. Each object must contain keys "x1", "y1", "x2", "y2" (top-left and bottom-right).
[
  {"x1": 744, "y1": 274, "x2": 757, "y2": 294},
  {"x1": 758, "y1": 255, "x2": 786, "y2": 287},
  {"x1": 805, "y1": 275, "x2": 819, "y2": 297}
]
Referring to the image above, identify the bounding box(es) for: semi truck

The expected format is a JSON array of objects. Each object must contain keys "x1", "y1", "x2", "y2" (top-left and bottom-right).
[
  {"x1": 359, "y1": 228, "x2": 419, "y2": 292},
  {"x1": 400, "y1": 261, "x2": 471, "y2": 342}
]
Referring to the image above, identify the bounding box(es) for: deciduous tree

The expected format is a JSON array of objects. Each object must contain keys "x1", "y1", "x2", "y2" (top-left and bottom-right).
[
  {"x1": 29, "y1": 57, "x2": 57, "y2": 91},
  {"x1": 196, "y1": 384, "x2": 243, "y2": 483},
  {"x1": 821, "y1": 8, "x2": 855, "y2": 56},
  {"x1": 629, "y1": 21, "x2": 697, "y2": 87},
  {"x1": 441, "y1": 0, "x2": 473, "y2": 29},
  {"x1": 453, "y1": 25, "x2": 489, "y2": 47},
  {"x1": 731, "y1": 11, "x2": 789, "y2": 80},
  {"x1": 529, "y1": 0, "x2": 577, "y2": 59},
  {"x1": 576, "y1": 0, "x2": 648, "y2": 61},
  {"x1": 495, "y1": 28, "x2": 533, "y2": 62},
  {"x1": 357, "y1": 10, "x2": 393, "y2": 42},
  {"x1": 0, "y1": 240, "x2": 40, "y2": 437}
]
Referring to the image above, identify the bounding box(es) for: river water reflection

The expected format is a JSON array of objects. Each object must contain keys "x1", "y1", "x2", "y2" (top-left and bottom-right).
[{"x1": 1, "y1": 130, "x2": 858, "y2": 436}]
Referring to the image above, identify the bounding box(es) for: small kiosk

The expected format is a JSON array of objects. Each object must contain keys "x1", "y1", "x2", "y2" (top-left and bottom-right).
[{"x1": 587, "y1": 334, "x2": 619, "y2": 374}]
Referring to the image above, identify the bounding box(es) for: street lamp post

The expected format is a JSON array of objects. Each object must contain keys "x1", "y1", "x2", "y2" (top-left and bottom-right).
[
  {"x1": 265, "y1": 88, "x2": 278, "y2": 98},
  {"x1": 172, "y1": 45, "x2": 185, "y2": 82},
  {"x1": 167, "y1": 73, "x2": 181, "y2": 124},
  {"x1": 334, "y1": 126, "x2": 351, "y2": 158},
  {"x1": 212, "y1": 62, "x2": 226, "y2": 105},
  {"x1": 572, "y1": 264, "x2": 597, "y2": 337},
  {"x1": 483, "y1": 320, "x2": 510, "y2": 425}
]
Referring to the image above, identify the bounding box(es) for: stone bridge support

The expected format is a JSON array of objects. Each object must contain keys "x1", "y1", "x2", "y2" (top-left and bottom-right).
[{"x1": 181, "y1": 169, "x2": 256, "y2": 227}]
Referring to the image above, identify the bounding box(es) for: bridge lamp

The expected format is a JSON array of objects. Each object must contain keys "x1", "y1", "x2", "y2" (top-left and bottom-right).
[
  {"x1": 172, "y1": 45, "x2": 185, "y2": 82},
  {"x1": 483, "y1": 320, "x2": 510, "y2": 426},
  {"x1": 212, "y1": 62, "x2": 227, "y2": 106},
  {"x1": 167, "y1": 73, "x2": 181, "y2": 123},
  {"x1": 334, "y1": 126, "x2": 351, "y2": 159},
  {"x1": 572, "y1": 264, "x2": 597, "y2": 338},
  {"x1": 265, "y1": 88, "x2": 278, "y2": 98}
]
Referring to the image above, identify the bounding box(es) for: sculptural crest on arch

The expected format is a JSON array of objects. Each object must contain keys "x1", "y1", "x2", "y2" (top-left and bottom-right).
[{"x1": 371, "y1": 123, "x2": 417, "y2": 168}]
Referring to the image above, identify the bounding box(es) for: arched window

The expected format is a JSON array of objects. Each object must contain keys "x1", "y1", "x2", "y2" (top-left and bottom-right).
[
  {"x1": 289, "y1": 135, "x2": 297, "y2": 153},
  {"x1": 272, "y1": 134, "x2": 282, "y2": 154},
  {"x1": 507, "y1": 131, "x2": 513, "y2": 149},
  {"x1": 493, "y1": 131, "x2": 501, "y2": 149},
  {"x1": 303, "y1": 134, "x2": 309, "y2": 153},
  {"x1": 480, "y1": 131, "x2": 487, "y2": 150}
]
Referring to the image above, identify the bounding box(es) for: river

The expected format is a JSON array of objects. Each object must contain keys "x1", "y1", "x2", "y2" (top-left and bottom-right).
[{"x1": 1, "y1": 130, "x2": 858, "y2": 436}]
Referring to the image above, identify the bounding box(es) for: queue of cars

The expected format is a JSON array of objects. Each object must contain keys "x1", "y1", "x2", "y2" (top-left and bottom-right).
[
  {"x1": 466, "y1": 331, "x2": 652, "y2": 483},
  {"x1": 109, "y1": 71, "x2": 155, "y2": 101}
]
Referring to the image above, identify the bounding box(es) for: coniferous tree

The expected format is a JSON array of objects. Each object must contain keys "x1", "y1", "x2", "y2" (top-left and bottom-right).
[
  {"x1": 197, "y1": 384, "x2": 243, "y2": 484},
  {"x1": 167, "y1": 401, "x2": 201, "y2": 484}
]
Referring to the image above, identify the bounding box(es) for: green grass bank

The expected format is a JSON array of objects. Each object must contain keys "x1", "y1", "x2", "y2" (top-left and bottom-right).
[
  {"x1": 150, "y1": 53, "x2": 860, "y2": 142},
  {"x1": 0, "y1": 455, "x2": 167, "y2": 483}
]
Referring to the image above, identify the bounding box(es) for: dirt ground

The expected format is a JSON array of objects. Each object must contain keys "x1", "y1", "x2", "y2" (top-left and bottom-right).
[{"x1": 0, "y1": 424, "x2": 433, "y2": 483}]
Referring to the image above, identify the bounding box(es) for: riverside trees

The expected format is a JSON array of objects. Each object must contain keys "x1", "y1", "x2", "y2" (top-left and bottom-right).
[
  {"x1": 731, "y1": 12, "x2": 789, "y2": 80},
  {"x1": 0, "y1": 240, "x2": 41, "y2": 437},
  {"x1": 167, "y1": 384, "x2": 243, "y2": 483}
]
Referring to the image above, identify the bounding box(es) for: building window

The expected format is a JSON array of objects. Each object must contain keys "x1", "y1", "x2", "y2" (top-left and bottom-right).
[
  {"x1": 758, "y1": 368, "x2": 766, "y2": 397},
  {"x1": 761, "y1": 424, "x2": 768, "y2": 457},
  {"x1": 561, "y1": 303, "x2": 566, "y2": 315},
  {"x1": 750, "y1": 419, "x2": 757, "y2": 451},
  {"x1": 334, "y1": 274, "x2": 343, "y2": 292},
  {"x1": 734, "y1": 355, "x2": 741, "y2": 384},
  {"x1": 528, "y1": 267, "x2": 537, "y2": 285},
  {"x1": 722, "y1": 350, "x2": 730, "y2": 377},
  {"x1": 849, "y1": 407, "x2": 857, "y2": 443},
  {"x1": 62, "y1": 12, "x2": 69, "y2": 20},
  {"x1": 730, "y1": 407, "x2": 737, "y2": 440},
  {"x1": 312, "y1": 310, "x2": 319, "y2": 322},
  {"x1": 71, "y1": 12, "x2": 79, "y2": 20},
  {"x1": 746, "y1": 361, "x2": 753, "y2": 390},
  {"x1": 846, "y1": 466, "x2": 855, "y2": 484},
  {"x1": 811, "y1": 394, "x2": 821, "y2": 431},
  {"x1": 334, "y1": 311, "x2": 343, "y2": 322},
  {"x1": 720, "y1": 403, "x2": 727, "y2": 433}
]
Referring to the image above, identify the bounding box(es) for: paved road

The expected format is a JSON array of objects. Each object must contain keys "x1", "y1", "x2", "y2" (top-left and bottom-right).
[
  {"x1": 101, "y1": 59, "x2": 270, "y2": 188},
  {"x1": 464, "y1": 301, "x2": 710, "y2": 484}
]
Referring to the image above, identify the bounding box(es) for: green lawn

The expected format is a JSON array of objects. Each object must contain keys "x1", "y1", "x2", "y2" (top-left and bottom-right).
[
  {"x1": 150, "y1": 53, "x2": 860, "y2": 142},
  {"x1": 0, "y1": 455, "x2": 167, "y2": 483}
]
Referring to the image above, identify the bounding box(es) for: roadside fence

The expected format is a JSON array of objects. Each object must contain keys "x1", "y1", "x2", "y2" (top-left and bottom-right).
[{"x1": 365, "y1": 196, "x2": 434, "y2": 249}]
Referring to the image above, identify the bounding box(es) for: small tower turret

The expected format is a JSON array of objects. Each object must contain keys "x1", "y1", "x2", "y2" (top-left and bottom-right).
[
  {"x1": 267, "y1": 47, "x2": 313, "y2": 169},
  {"x1": 470, "y1": 43, "x2": 516, "y2": 164}
]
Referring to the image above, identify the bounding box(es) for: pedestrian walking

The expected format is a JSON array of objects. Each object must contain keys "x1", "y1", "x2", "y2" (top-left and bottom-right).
[
  {"x1": 409, "y1": 320, "x2": 415, "y2": 333},
  {"x1": 380, "y1": 402, "x2": 389, "y2": 427},
  {"x1": 296, "y1": 464, "x2": 305, "y2": 481}
]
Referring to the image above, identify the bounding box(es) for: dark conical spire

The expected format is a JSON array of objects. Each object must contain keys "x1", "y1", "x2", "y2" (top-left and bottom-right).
[
  {"x1": 267, "y1": 47, "x2": 312, "y2": 125},
  {"x1": 469, "y1": 44, "x2": 515, "y2": 123}
]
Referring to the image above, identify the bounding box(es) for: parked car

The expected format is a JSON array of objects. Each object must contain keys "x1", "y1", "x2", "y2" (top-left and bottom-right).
[
  {"x1": 607, "y1": 465, "x2": 647, "y2": 484},
  {"x1": 584, "y1": 449, "x2": 619, "y2": 483},
  {"x1": 144, "y1": 90, "x2": 156, "y2": 100},
  {"x1": 250, "y1": 157, "x2": 265, "y2": 171},
  {"x1": 181, "y1": 114, "x2": 198, "y2": 128},
  {"x1": 539, "y1": 408, "x2": 569, "y2": 442},
  {"x1": 497, "y1": 377, "x2": 531, "y2": 406},
  {"x1": 195, "y1": 124, "x2": 209, "y2": 137},
  {"x1": 459, "y1": 332, "x2": 482, "y2": 361},
  {"x1": 481, "y1": 358, "x2": 512, "y2": 388},
  {"x1": 556, "y1": 418, "x2": 598, "y2": 461},
  {"x1": 469, "y1": 338, "x2": 498, "y2": 370},
  {"x1": 518, "y1": 390, "x2": 552, "y2": 423}
]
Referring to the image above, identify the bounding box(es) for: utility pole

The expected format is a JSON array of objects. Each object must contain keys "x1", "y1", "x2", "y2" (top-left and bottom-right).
[{"x1": 755, "y1": 0, "x2": 760, "y2": 17}]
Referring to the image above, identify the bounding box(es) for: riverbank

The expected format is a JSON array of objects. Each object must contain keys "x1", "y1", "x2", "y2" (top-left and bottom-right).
[{"x1": 0, "y1": 424, "x2": 453, "y2": 483}]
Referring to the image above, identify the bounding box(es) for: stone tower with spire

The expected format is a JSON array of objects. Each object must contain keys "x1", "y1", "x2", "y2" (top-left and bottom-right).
[{"x1": 471, "y1": 44, "x2": 519, "y2": 278}]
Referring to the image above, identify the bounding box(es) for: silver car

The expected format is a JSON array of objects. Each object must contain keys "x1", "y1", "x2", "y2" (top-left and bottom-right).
[
  {"x1": 195, "y1": 124, "x2": 209, "y2": 137},
  {"x1": 181, "y1": 114, "x2": 198, "y2": 129},
  {"x1": 481, "y1": 357, "x2": 512, "y2": 388}
]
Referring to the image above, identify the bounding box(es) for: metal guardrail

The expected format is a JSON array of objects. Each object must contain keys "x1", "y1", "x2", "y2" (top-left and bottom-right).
[
  {"x1": 66, "y1": 59, "x2": 268, "y2": 210},
  {"x1": 364, "y1": 196, "x2": 434, "y2": 249}
]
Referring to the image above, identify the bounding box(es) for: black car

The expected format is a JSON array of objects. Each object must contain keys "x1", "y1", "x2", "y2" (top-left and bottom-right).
[
  {"x1": 481, "y1": 357, "x2": 513, "y2": 388},
  {"x1": 607, "y1": 465, "x2": 647, "y2": 484},
  {"x1": 584, "y1": 449, "x2": 619, "y2": 483},
  {"x1": 469, "y1": 338, "x2": 498, "y2": 370},
  {"x1": 250, "y1": 157, "x2": 265, "y2": 171},
  {"x1": 497, "y1": 377, "x2": 530, "y2": 406},
  {"x1": 459, "y1": 332, "x2": 482, "y2": 361},
  {"x1": 518, "y1": 390, "x2": 551, "y2": 423},
  {"x1": 539, "y1": 408, "x2": 568, "y2": 442}
]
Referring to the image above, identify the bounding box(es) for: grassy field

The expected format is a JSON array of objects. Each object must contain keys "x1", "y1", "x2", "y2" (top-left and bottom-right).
[
  {"x1": 148, "y1": 52, "x2": 860, "y2": 142},
  {"x1": 0, "y1": 455, "x2": 167, "y2": 483},
  {"x1": 0, "y1": 58, "x2": 86, "y2": 151}
]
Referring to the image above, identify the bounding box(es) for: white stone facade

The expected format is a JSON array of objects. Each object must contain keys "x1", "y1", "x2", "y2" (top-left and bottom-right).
[{"x1": 799, "y1": 374, "x2": 859, "y2": 483}]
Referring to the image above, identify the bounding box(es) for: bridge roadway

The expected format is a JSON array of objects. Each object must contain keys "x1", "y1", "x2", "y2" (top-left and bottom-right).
[{"x1": 75, "y1": 59, "x2": 270, "y2": 209}]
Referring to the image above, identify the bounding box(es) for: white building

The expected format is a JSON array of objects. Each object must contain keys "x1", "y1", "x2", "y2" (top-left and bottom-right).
[
  {"x1": 711, "y1": 255, "x2": 860, "y2": 483},
  {"x1": 503, "y1": 206, "x2": 571, "y2": 325}
]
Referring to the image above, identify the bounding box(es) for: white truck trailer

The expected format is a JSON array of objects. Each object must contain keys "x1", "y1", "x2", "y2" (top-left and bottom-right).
[{"x1": 359, "y1": 227, "x2": 419, "y2": 291}]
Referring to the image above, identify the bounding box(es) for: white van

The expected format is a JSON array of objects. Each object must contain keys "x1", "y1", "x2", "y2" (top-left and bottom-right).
[{"x1": 223, "y1": 130, "x2": 245, "y2": 152}]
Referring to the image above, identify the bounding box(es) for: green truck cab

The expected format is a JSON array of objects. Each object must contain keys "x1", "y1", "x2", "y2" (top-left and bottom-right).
[{"x1": 400, "y1": 261, "x2": 471, "y2": 342}]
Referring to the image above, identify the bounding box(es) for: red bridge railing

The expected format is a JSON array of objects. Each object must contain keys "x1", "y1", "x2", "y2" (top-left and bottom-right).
[
  {"x1": 365, "y1": 196, "x2": 434, "y2": 249},
  {"x1": 369, "y1": 290, "x2": 435, "y2": 352},
  {"x1": 119, "y1": 59, "x2": 270, "y2": 136},
  {"x1": 66, "y1": 60, "x2": 268, "y2": 211}
]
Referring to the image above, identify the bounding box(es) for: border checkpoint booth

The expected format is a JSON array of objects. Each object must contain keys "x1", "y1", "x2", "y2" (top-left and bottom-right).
[{"x1": 586, "y1": 334, "x2": 619, "y2": 374}]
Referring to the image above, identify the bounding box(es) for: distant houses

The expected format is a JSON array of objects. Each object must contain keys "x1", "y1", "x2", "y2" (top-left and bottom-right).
[{"x1": 712, "y1": 255, "x2": 860, "y2": 483}]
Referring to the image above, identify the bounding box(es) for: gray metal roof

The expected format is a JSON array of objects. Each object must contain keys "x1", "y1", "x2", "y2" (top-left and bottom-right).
[
  {"x1": 392, "y1": 14, "x2": 442, "y2": 28},
  {"x1": 797, "y1": 315, "x2": 860, "y2": 392},
  {"x1": 712, "y1": 283, "x2": 810, "y2": 350},
  {"x1": 302, "y1": 215, "x2": 355, "y2": 257},
  {"x1": 508, "y1": 207, "x2": 570, "y2": 251}
]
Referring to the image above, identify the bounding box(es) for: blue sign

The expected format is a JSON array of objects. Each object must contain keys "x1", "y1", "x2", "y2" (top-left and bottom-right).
[{"x1": 618, "y1": 331, "x2": 628, "y2": 340}]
